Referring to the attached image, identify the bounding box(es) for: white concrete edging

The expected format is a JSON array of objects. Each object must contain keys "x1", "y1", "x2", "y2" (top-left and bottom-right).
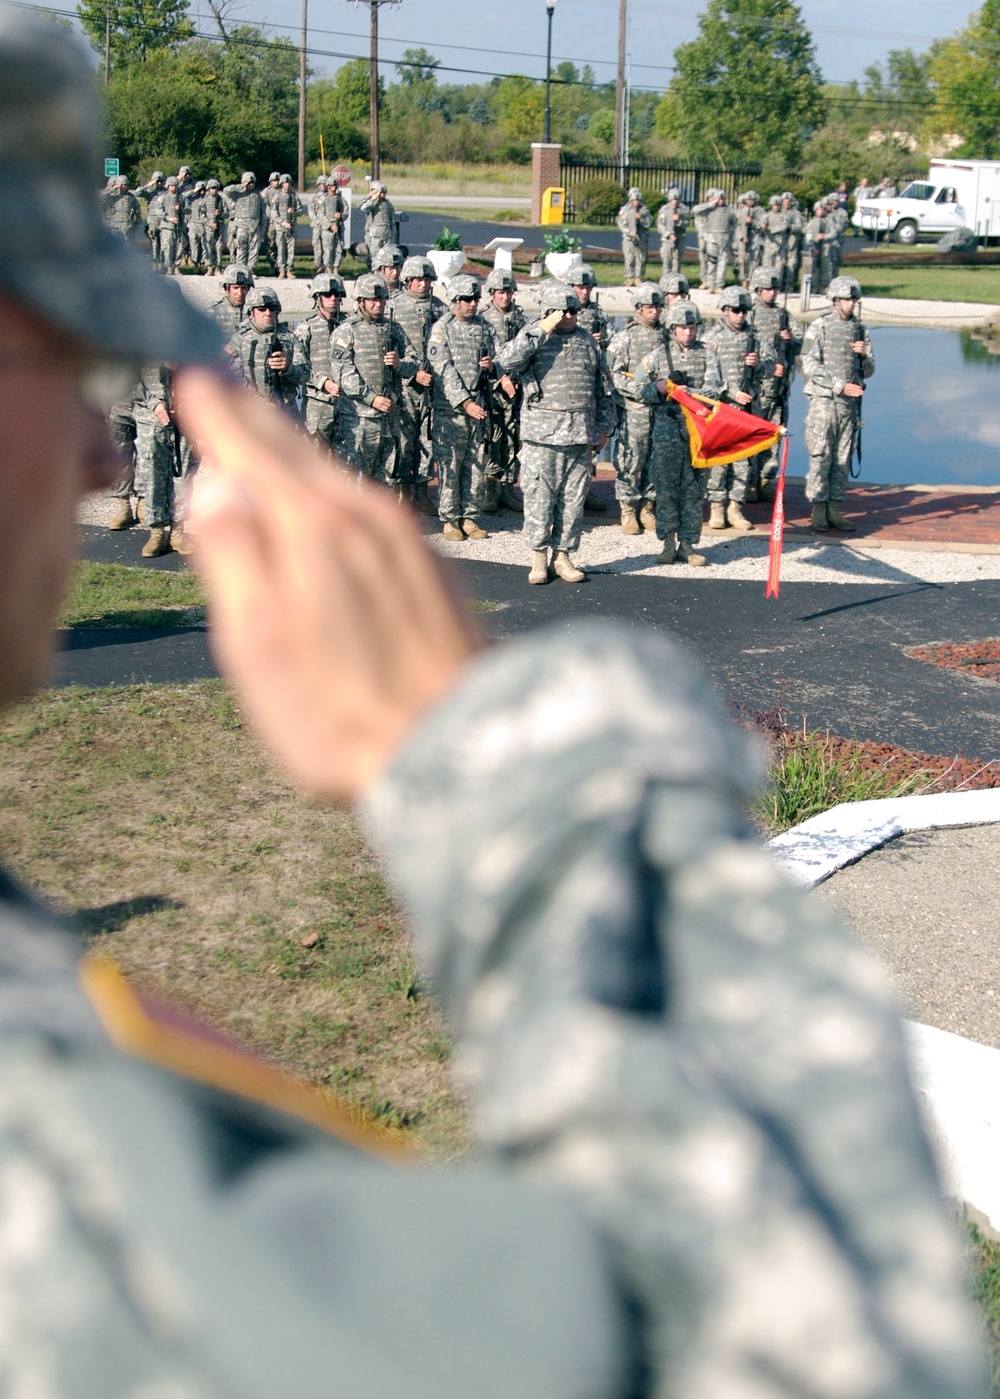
[{"x1": 768, "y1": 790, "x2": 1000, "y2": 1233}]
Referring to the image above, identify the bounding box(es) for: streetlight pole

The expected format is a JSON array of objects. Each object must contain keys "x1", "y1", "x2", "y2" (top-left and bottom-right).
[
  {"x1": 543, "y1": 0, "x2": 555, "y2": 144},
  {"x1": 614, "y1": 0, "x2": 627, "y2": 176}
]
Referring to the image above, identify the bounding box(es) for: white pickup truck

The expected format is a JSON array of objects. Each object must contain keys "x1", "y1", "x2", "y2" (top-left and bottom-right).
[{"x1": 851, "y1": 159, "x2": 1000, "y2": 243}]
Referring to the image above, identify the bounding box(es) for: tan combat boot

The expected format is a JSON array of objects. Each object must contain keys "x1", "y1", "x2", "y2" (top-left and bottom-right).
[
  {"x1": 498, "y1": 484, "x2": 523, "y2": 514},
  {"x1": 461, "y1": 518, "x2": 489, "y2": 539},
  {"x1": 676, "y1": 541, "x2": 707, "y2": 566},
  {"x1": 108, "y1": 498, "x2": 135, "y2": 530},
  {"x1": 707, "y1": 501, "x2": 727, "y2": 530},
  {"x1": 620, "y1": 502, "x2": 641, "y2": 535},
  {"x1": 552, "y1": 550, "x2": 586, "y2": 583},
  {"x1": 826, "y1": 501, "x2": 856, "y2": 532},
  {"x1": 481, "y1": 478, "x2": 500, "y2": 514},
  {"x1": 528, "y1": 549, "x2": 550, "y2": 584},
  {"x1": 411, "y1": 482, "x2": 437, "y2": 516},
  {"x1": 171, "y1": 527, "x2": 195, "y2": 557},
  {"x1": 656, "y1": 532, "x2": 677, "y2": 565},
  {"x1": 442, "y1": 521, "x2": 464, "y2": 541},
  {"x1": 141, "y1": 527, "x2": 171, "y2": 558},
  {"x1": 810, "y1": 503, "x2": 830, "y2": 532},
  {"x1": 726, "y1": 500, "x2": 754, "y2": 531},
  {"x1": 638, "y1": 498, "x2": 657, "y2": 531}
]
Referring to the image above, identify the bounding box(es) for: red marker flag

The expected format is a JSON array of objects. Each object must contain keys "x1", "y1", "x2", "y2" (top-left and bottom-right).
[
  {"x1": 765, "y1": 434, "x2": 791, "y2": 600},
  {"x1": 666, "y1": 382, "x2": 783, "y2": 468}
]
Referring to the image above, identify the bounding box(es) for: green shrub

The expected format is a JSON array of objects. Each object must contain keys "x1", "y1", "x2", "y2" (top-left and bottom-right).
[
  {"x1": 573, "y1": 178, "x2": 623, "y2": 224},
  {"x1": 543, "y1": 232, "x2": 583, "y2": 253}
]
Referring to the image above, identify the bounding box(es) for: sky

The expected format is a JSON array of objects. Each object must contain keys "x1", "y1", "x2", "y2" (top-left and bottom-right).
[{"x1": 15, "y1": 0, "x2": 971, "y2": 94}]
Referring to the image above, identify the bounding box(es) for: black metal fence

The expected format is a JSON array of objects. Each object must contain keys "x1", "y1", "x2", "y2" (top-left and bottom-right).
[{"x1": 559, "y1": 156, "x2": 763, "y2": 224}]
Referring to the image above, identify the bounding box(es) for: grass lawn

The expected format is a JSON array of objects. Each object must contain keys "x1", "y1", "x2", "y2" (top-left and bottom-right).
[
  {"x1": 61, "y1": 561, "x2": 206, "y2": 629},
  {"x1": 851, "y1": 264, "x2": 1000, "y2": 303}
]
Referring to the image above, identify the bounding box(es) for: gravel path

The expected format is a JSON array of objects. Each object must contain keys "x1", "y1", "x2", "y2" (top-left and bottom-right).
[{"x1": 818, "y1": 825, "x2": 1000, "y2": 1047}]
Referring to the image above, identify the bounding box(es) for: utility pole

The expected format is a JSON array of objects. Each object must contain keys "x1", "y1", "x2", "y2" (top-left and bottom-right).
[
  {"x1": 104, "y1": 2, "x2": 111, "y2": 83},
  {"x1": 297, "y1": 0, "x2": 307, "y2": 190},
  {"x1": 350, "y1": 0, "x2": 400, "y2": 183},
  {"x1": 614, "y1": 0, "x2": 627, "y2": 177},
  {"x1": 543, "y1": 0, "x2": 555, "y2": 144}
]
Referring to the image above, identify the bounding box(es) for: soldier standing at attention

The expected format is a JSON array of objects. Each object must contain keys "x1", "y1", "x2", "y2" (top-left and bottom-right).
[
  {"x1": 310, "y1": 175, "x2": 331, "y2": 271},
  {"x1": 359, "y1": 180, "x2": 396, "y2": 266},
  {"x1": 805, "y1": 199, "x2": 830, "y2": 294},
  {"x1": 630, "y1": 301, "x2": 723, "y2": 567},
  {"x1": 325, "y1": 174, "x2": 347, "y2": 271},
  {"x1": 175, "y1": 164, "x2": 195, "y2": 265},
  {"x1": 131, "y1": 363, "x2": 183, "y2": 556},
  {"x1": 704, "y1": 284, "x2": 771, "y2": 531},
  {"x1": 331, "y1": 271, "x2": 412, "y2": 482},
  {"x1": 617, "y1": 186, "x2": 652, "y2": 286},
  {"x1": 100, "y1": 174, "x2": 141, "y2": 242},
  {"x1": 294, "y1": 272, "x2": 346, "y2": 450},
  {"x1": 693, "y1": 188, "x2": 736, "y2": 293},
  {"x1": 802, "y1": 273, "x2": 874, "y2": 533},
  {"x1": 480, "y1": 267, "x2": 525, "y2": 515},
  {"x1": 210, "y1": 262, "x2": 254, "y2": 336},
  {"x1": 427, "y1": 274, "x2": 495, "y2": 542},
  {"x1": 157, "y1": 174, "x2": 184, "y2": 275},
  {"x1": 607, "y1": 282, "x2": 665, "y2": 535},
  {"x1": 229, "y1": 288, "x2": 306, "y2": 413},
  {"x1": 200, "y1": 177, "x2": 225, "y2": 275},
  {"x1": 185, "y1": 180, "x2": 207, "y2": 272},
  {"x1": 748, "y1": 266, "x2": 803, "y2": 501},
  {"x1": 273, "y1": 174, "x2": 303, "y2": 279},
  {"x1": 658, "y1": 269, "x2": 692, "y2": 306},
  {"x1": 497, "y1": 281, "x2": 616, "y2": 584},
  {"x1": 264, "y1": 171, "x2": 282, "y2": 272},
  {"x1": 390, "y1": 254, "x2": 447, "y2": 514},
  {"x1": 781, "y1": 191, "x2": 804, "y2": 293},
  {"x1": 656, "y1": 185, "x2": 688, "y2": 275},
  {"x1": 825, "y1": 192, "x2": 850, "y2": 285},
  {"x1": 224, "y1": 171, "x2": 267, "y2": 272}
]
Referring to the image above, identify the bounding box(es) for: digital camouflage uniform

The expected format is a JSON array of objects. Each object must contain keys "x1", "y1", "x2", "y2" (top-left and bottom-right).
[
  {"x1": 703, "y1": 315, "x2": 772, "y2": 505},
  {"x1": 100, "y1": 182, "x2": 141, "y2": 242},
  {"x1": 428, "y1": 308, "x2": 497, "y2": 525},
  {"x1": 656, "y1": 197, "x2": 688, "y2": 274},
  {"x1": 210, "y1": 292, "x2": 247, "y2": 338},
  {"x1": 332, "y1": 309, "x2": 412, "y2": 482},
  {"x1": 224, "y1": 181, "x2": 267, "y2": 270},
  {"x1": 575, "y1": 299, "x2": 610, "y2": 348},
  {"x1": 607, "y1": 314, "x2": 667, "y2": 507},
  {"x1": 616, "y1": 194, "x2": 652, "y2": 283},
  {"x1": 782, "y1": 198, "x2": 805, "y2": 292},
  {"x1": 229, "y1": 317, "x2": 307, "y2": 413},
  {"x1": 199, "y1": 187, "x2": 226, "y2": 272},
  {"x1": 310, "y1": 185, "x2": 345, "y2": 272},
  {"x1": 273, "y1": 185, "x2": 304, "y2": 275},
  {"x1": 802, "y1": 308, "x2": 875, "y2": 502},
  {"x1": 750, "y1": 289, "x2": 804, "y2": 487},
  {"x1": 481, "y1": 297, "x2": 526, "y2": 488},
  {"x1": 156, "y1": 185, "x2": 184, "y2": 273},
  {"x1": 497, "y1": 314, "x2": 617, "y2": 554},
  {"x1": 734, "y1": 196, "x2": 764, "y2": 284},
  {"x1": 359, "y1": 189, "x2": 396, "y2": 264},
  {"x1": 131, "y1": 363, "x2": 181, "y2": 528},
  {"x1": 760, "y1": 203, "x2": 790, "y2": 276},
  {"x1": 694, "y1": 197, "x2": 736, "y2": 292},
  {"x1": 295, "y1": 308, "x2": 345, "y2": 447},
  {"x1": 185, "y1": 189, "x2": 207, "y2": 269},
  {"x1": 826, "y1": 201, "x2": 850, "y2": 283},
  {"x1": 805, "y1": 207, "x2": 832, "y2": 294},
  {"x1": 142, "y1": 185, "x2": 165, "y2": 268},
  {"x1": 632, "y1": 332, "x2": 723, "y2": 548},
  {"x1": 391, "y1": 283, "x2": 448, "y2": 487},
  {"x1": 108, "y1": 391, "x2": 138, "y2": 502}
]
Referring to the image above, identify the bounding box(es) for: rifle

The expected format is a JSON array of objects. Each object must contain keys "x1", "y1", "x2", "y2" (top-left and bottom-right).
[
  {"x1": 263, "y1": 331, "x2": 283, "y2": 395},
  {"x1": 162, "y1": 369, "x2": 185, "y2": 478},
  {"x1": 738, "y1": 327, "x2": 758, "y2": 412}
]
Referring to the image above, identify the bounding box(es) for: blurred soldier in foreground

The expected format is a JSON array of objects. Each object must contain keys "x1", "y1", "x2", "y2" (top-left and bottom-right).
[
  {"x1": 427, "y1": 274, "x2": 494, "y2": 541},
  {"x1": 497, "y1": 281, "x2": 616, "y2": 583},
  {"x1": 802, "y1": 274, "x2": 874, "y2": 532},
  {"x1": 391, "y1": 254, "x2": 446, "y2": 513},
  {"x1": 210, "y1": 261, "x2": 254, "y2": 336},
  {"x1": 332, "y1": 271, "x2": 410, "y2": 480},
  {"x1": 229, "y1": 287, "x2": 305, "y2": 412},
  {"x1": 656, "y1": 185, "x2": 688, "y2": 274},
  {"x1": 480, "y1": 267, "x2": 525, "y2": 514},
  {"x1": 617, "y1": 185, "x2": 651, "y2": 285},
  {"x1": 607, "y1": 282, "x2": 665, "y2": 535},
  {"x1": 0, "y1": 16, "x2": 989, "y2": 1399},
  {"x1": 295, "y1": 272, "x2": 346, "y2": 449}
]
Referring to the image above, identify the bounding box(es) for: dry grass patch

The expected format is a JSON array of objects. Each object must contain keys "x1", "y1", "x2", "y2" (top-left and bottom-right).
[{"x1": 0, "y1": 681, "x2": 469, "y2": 1158}]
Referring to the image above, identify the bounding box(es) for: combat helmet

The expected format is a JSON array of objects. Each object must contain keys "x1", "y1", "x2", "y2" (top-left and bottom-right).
[
  {"x1": 150, "y1": 170, "x2": 165, "y2": 182},
  {"x1": 312, "y1": 272, "x2": 346, "y2": 299},
  {"x1": 220, "y1": 262, "x2": 254, "y2": 287},
  {"x1": 538, "y1": 280, "x2": 580, "y2": 314},
  {"x1": 659, "y1": 271, "x2": 690, "y2": 297},
  {"x1": 315, "y1": 174, "x2": 328, "y2": 186},
  {"x1": 178, "y1": 165, "x2": 192, "y2": 178},
  {"x1": 245, "y1": 287, "x2": 280, "y2": 313},
  {"x1": 449, "y1": 273, "x2": 482, "y2": 302},
  {"x1": 240, "y1": 171, "x2": 255, "y2": 186},
  {"x1": 206, "y1": 178, "x2": 221, "y2": 190},
  {"x1": 372, "y1": 244, "x2": 404, "y2": 271},
  {"x1": 485, "y1": 267, "x2": 517, "y2": 293},
  {"x1": 627, "y1": 186, "x2": 643, "y2": 200},
  {"x1": 769, "y1": 194, "x2": 781, "y2": 207},
  {"x1": 193, "y1": 180, "x2": 206, "y2": 193},
  {"x1": 828, "y1": 275, "x2": 862, "y2": 301},
  {"x1": 354, "y1": 272, "x2": 389, "y2": 300},
  {"x1": 164, "y1": 175, "x2": 178, "y2": 187},
  {"x1": 268, "y1": 171, "x2": 281, "y2": 183},
  {"x1": 370, "y1": 180, "x2": 386, "y2": 193},
  {"x1": 401, "y1": 255, "x2": 436, "y2": 283},
  {"x1": 750, "y1": 267, "x2": 781, "y2": 291},
  {"x1": 630, "y1": 281, "x2": 663, "y2": 309},
  {"x1": 667, "y1": 301, "x2": 701, "y2": 327},
  {"x1": 663, "y1": 185, "x2": 681, "y2": 200},
  {"x1": 718, "y1": 286, "x2": 752, "y2": 311},
  {"x1": 568, "y1": 263, "x2": 596, "y2": 288},
  {"x1": 279, "y1": 173, "x2": 293, "y2": 185}
]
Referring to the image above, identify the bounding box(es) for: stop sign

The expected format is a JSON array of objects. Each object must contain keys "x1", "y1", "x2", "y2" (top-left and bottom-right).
[{"x1": 331, "y1": 165, "x2": 352, "y2": 187}]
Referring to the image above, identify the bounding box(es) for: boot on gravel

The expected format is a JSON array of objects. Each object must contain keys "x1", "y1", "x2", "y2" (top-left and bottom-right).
[
  {"x1": 676, "y1": 541, "x2": 707, "y2": 566},
  {"x1": 707, "y1": 501, "x2": 727, "y2": 530},
  {"x1": 108, "y1": 498, "x2": 135, "y2": 530},
  {"x1": 442, "y1": 521, "x2": 464, "y2": 542},
  {"x1": 412, "y1": 483, "x2": 437, "y2": 516},
  {"x1": 726, "y1": 501, "x2": 754, "y2": 532},
  {"x1": 584, "y1": 488, "x2": 606, "y2": 512},
  {"x1": 461, "y1": 518, "x2": 489, "y2": 539},
  {"x1": 810, "y1": 502, "x2": 830, "y2": 532},
  {"x1": 141, "y1": 527, "x2": 171, "y2": 558},
  {"x1": 528, "y1": 549, "x2": 550, "y2": 584},
  {"x1": 638, "y1": 498, "x2": 657, "y2": 531},
  {"x1": 619, "y1": 502, "x2": 641, "y2": 535},
  {"x1": 552, "y1": 550, "x2": 586, "y2": 583},
  {"x1": 656, "y1": 532, "x2": 677, "y2": 565},
  {"x1": 498, "y1": 484, "x2": 523, "y2": 514},
  {"x1": 481, "y1": 478, "x2": 500, "y2": 513},
  {"x1": 826, "y1": 501, "x2": 856, "y2": 532}
]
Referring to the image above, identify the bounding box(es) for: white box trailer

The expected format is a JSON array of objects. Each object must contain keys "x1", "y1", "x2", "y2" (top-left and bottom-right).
[
  {"x1": 852, "y1": 158, "x2": 1000, "y2": 242},
  {"x1": 929, "y1": 158, "x2": 1000, "y2": 238}
]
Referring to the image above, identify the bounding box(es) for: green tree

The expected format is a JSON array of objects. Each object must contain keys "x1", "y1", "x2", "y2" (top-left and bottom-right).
[
  {"x1": 554, "y1": 60, "x2": 578, "y2": 84},
  {"x1": 78, "y1": 0, "x2": 192, "y2": 67},
  {"x1": 396, "y1": 46, "x2": 439, "y2": 85},
  {"x1": 928, "y1": 1, "x2": 1000, "y2": 156},
  {"x1": 862, "y1": 47, "x2": 933, "y2": 136},
  {"x1": 658, "y1": 0, "x2": 825, "y2": 164},
  {"x1": 590, "y1": 110, "x2": 615, "y2": 145}
]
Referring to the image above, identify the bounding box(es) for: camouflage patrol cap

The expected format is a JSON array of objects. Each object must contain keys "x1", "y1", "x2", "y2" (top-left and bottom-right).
[
  {"x1": 245, "y1": 287, "x2": 280, "y2": 312},
  {"x1": 372, "y1": 244, "x2": 404, "y2": 271},
  {"x1": 568, "y1": 264, "x2": 596, "y2": 288},
  {"x1": 659, "y1": 271, "x2": 690, "y2": 296},
  {"x1": 750, "y1": 267, "x2": 781, "y2": 291},
  {"x1": 220, "y1": 262, "x2": 254, "y2": 287},
  {"x1": 718, "y1": 286, "x2": 752, "y2": 311},
  {"x1": 312, "y1": 272, "x2": 345, "y2": 298},
  {"x1": 401, "y1": 255, "x2": 435, "y2": 282},
  {"x1": 485, "y1": 268, "x2": 517, "y2": 293},
  {"x1": 241, "y1": 171, "x2": 255, "y2": 185},
  {"x1": 0, "y1": 12, "x2": 220, "y2": 364},
  {"x1": 449, "y1": 274, "x2": 481, "y2": 302},
  {"x1": 667, "y1": 301, "x2": 701, "y2": 327},
  {"x1": 354, "y1": 272, "x2": 389, "y2": 300},
  {"x1": 538, "y1": 280, "x2": 580, "y2": 314},
  {"x1": 630, "y1": 282, "x2": 663, "y2": 308},
  {"x1": 828, "y1": 275, "x2": 862, "y2": 301}
]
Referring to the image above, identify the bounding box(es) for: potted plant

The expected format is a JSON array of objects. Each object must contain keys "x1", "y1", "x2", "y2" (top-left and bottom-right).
[
  {"x1": 427, "y1": 227, "x2": 465, "y2": 284},
  {"x1": 543, "y1": 232, "x2": 584, "y2": 280}
]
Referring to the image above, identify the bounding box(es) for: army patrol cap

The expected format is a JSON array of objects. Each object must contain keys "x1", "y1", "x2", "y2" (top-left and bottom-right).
[
  {"x1": 312, "y1": 272, "x2": 345, "y2": 298},
  {"x1": 485, "y1": 268, "x2": 517, "y2": 293},
  {"x1": 401, "y1": 255, "x2": 436, "y2": 283},
  {"x1": 449, "y1": 274, "x2": 481, "y2": 302},
  {"x1": 354, "y1": 272, "x2": 389, "y2": 300},
  {"x1": 372, "y1": 244, "x2": 404, "y2": 271},
  {"x1": 538, "y1": 281, "x2": 580, "y2": 314},
  {"x1": 0, "y1": 12, "x2": 220, "y2": 365},
  {"x1": 245, "y1": 287, "x2": 280, "y2": 312},
  {"x1": 828, "y1": 275, "x2": 862, "y2": 301},
  {"x1": 220, "y1": 263, "x2": 254, "y2": 287},
  {"x1": 630, "y1": 282, "x2": 663, "y2": 309},
  {"x1": 659, "y1": 271, "x2": 690, "y2": 296},
  {"x1": 568, "y1": 264, "x2": 596, "y2": 288},
  {"x1": 667, "y1": 301, "x2": 701, "y2": 327},
  {"x1": 718, "y1": 286, "x2": 751, "y2": 311},
  {"x1": 750, "y1": 268, "x2": 781, "y2": 291}
]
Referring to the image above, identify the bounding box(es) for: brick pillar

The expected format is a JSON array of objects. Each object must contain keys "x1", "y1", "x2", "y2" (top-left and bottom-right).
[{"x1": 531, "y1": 142, "x2": 562, "y2": 226}]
